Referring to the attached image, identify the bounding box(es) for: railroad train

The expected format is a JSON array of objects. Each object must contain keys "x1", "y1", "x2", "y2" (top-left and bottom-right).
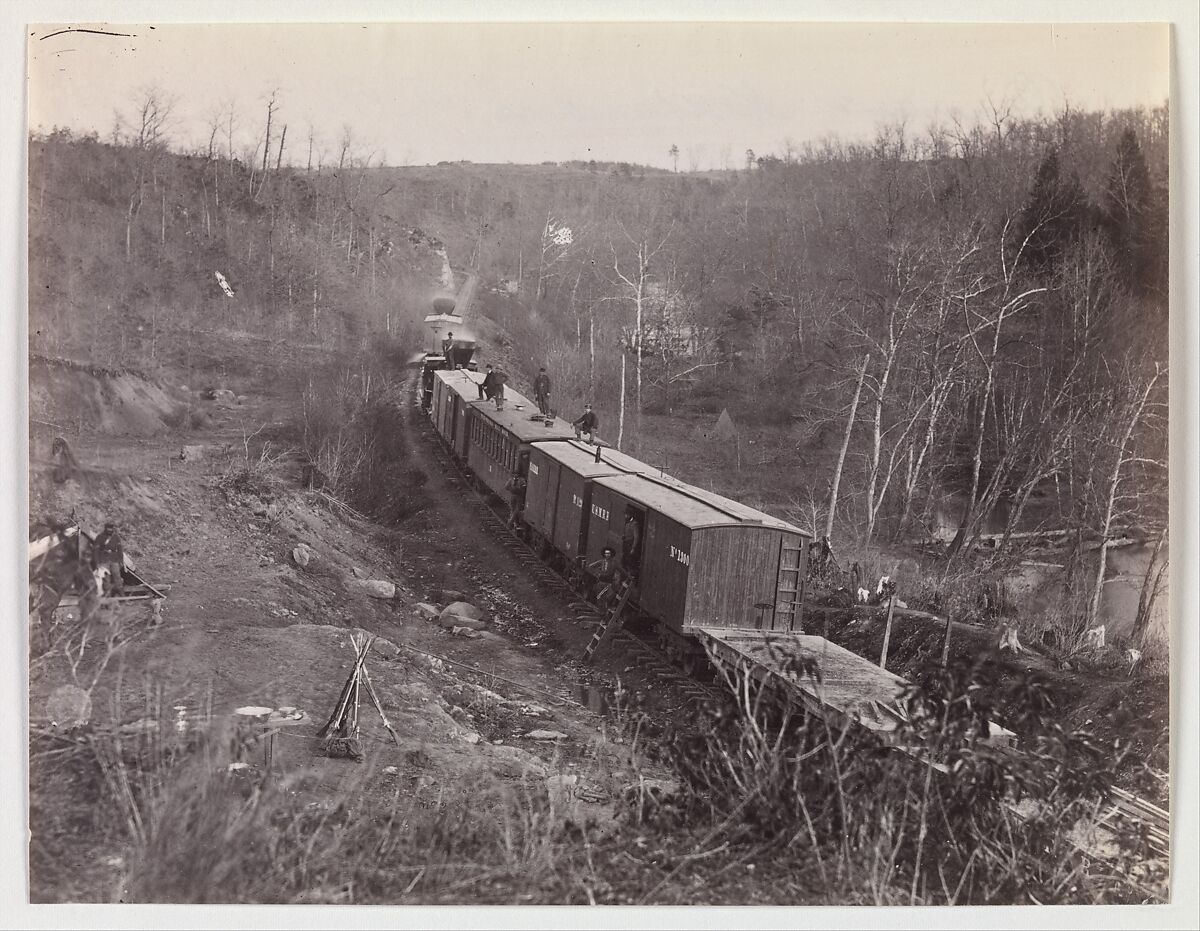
[{"x1": 427, "y1": 366, "x2": 813, "y2": 666}]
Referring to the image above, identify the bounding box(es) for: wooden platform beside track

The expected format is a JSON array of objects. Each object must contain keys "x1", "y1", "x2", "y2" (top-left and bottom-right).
[{"x1": 696, "y1": 627, "x2": 911, "y2": 738}]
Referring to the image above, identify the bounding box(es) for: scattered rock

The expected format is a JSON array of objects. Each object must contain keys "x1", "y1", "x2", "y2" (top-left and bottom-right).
[
  {"x1": 382, "y1": 766, "x2": 399, "y2": 776},
  {"x1": 349, "y1": 579, "x2": 397, "y2": 600},
  {"x1": 545, "y1": 775, "x2": 618, "y2": 835},
  {"x1": 485, "y1": 745, "x2": 549, "y2": 778},
  {"x1": 438, "y1": 614, "x2": 486, "y2": 631},
  {"x1": 441, "y1": 589, "x2": 467, "y2": 604},
  {"x1": 46, "y1": 685, "x2": 92, "y2": 728},
  {"x1": 451, "y1": 626, "x2": 481, "y2": 639},
  {"x1": 441, "y1": 601, "x2": 482, "y2": 621},
  {"x1": 524, "y1": 729, "x2": 568, "y2": 741},
  {"x1": 352, "y1": 566, "x2": 369, "y2": 580},
  {"x1": 292, "y1": 543, "x2": 315, "y2": 568},
  {"x1": 235, "y1": 395, "x2": 248, "y2": 406},
  {"x1": 397, "y1": 682, "x2": 438, "y2": 704},
  {"x1": 415, "y1": 603, "x2": 440, "y2": 620},
  {"x1": 623, "y1": 776, "x2": 681, "y2": 802},
  {"x1": 180, "y1": 445, "x2": 205, "y2": 462}
]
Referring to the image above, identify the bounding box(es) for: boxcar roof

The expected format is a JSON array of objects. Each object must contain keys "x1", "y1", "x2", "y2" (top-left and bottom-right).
[
  {"x1": 534, "y1": 439, "x2": 662, "y2": 476},
  {"x1": 593, "y1": 473, "x2": 800, "y2": 532},
  {"x1": 533, "y1": 440, "x2": 632, "y2": 478},
  {"x1": 462, "y1": 378, "x2": 578, "y2": 442},
  {"x1": 435, "y1": 368, "x2": 484, "y2": 402},
  {"x1": 653, "y1": 479, "x2": 803, "y2": 533}
]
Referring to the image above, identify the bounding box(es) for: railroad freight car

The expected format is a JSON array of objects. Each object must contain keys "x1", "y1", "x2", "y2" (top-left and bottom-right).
[
  {"x1": 524, "y1": 440, "x2": 658, "y2": 563},
  {"x1": 581, "y1": 472, "x2": 810, "y2": 650},
  {"x1": 431, "y1": 369, "x2": 483, "y2": 458},
  {"x1": 453, "y1": 379, "x2": 576, "y2": 499}
]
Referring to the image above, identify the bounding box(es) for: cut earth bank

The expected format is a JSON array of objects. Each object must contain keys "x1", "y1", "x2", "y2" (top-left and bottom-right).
[{"x1": 28, "y1": 357, "x2": 682, "y2": 904}]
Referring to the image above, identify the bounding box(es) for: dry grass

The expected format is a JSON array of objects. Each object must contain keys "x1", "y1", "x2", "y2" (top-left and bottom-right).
[{"x1": 28, "y1": 654, "x2": 1167, "y2": 906}]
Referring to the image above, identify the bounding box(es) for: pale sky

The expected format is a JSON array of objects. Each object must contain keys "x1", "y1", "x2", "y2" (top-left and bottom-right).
[{"x1": 27, "y1": 21, "x2": 1168, "y2": 169}]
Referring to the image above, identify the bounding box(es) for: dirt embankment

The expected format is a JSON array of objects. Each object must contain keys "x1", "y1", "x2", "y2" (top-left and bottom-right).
[
  {"x1": 30, "y1": 355, "x2": 184, "y2": 437},
  {"x1": 28, "y1": 354, "x2": 674, "y2": 904}
]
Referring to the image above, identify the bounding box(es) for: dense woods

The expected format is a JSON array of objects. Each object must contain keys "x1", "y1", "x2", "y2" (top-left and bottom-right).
[{"x1": 29, "y1": 99, "x2": 1169, "y2": 632}]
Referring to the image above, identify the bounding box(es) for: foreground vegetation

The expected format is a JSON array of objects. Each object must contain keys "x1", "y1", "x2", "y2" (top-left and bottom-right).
[{"x1": 30, "y1": 647, "x2": 1165, "y2": 905}]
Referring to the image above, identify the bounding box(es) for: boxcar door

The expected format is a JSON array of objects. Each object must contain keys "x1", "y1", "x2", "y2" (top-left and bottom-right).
[{"x1": 772, "y1": 536, "x2": 806, "y2": 631}]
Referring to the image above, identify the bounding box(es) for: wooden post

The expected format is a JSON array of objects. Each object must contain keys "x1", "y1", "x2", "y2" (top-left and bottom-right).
[
  {"x1": 879, "y1": 593, "x2": 897, "y2": 669},
  {"x1": 940, "y1": 613, "x2": 953, "y2": 665},
  {"x1": 795, "y1": 547, "x2": 809, "y2": 635}
]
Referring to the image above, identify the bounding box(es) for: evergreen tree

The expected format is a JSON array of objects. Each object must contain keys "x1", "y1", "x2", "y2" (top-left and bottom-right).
[
  {"x1": 1015, "y1": 147, "x2": 1089, "y2": 275},
  {"x1": 1102, "y1": 128, "x2": 1165, "y2": 297}
]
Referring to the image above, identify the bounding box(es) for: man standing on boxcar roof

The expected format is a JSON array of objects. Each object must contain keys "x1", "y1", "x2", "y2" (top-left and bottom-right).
[
  {"x1": 442, "y1": 331, "x2": 455, "y2": 368},
  {"x1": 533, "y1": 367, "x2": 552, "y2": 417},
  {"x1": 492, "y1": 367, "x2": 508, "y2": 411},
  {"x1": 479, "y1": 364, "x2": 496, "y2": 401}
]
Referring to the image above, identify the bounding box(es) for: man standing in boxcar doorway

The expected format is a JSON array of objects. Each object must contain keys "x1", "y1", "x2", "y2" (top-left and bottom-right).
[
  {"x1": 589, "y1": 546, "x2": 620, "y2": 609},
  {"x1": 621, "y1": 512, "x2": 642, "y2": 580}
]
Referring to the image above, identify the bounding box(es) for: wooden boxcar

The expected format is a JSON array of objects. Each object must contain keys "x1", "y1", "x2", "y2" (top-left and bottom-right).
[
  {"x1": 524, "y1": 440, "x2": 639, "y2": 561},
  {"x1": 431, "y1": 369, "x2": 485, "y2": 458},
  {"x1": 584, "y1": 473, "x2": 810, "y2": 635},
  {"x1": 464, "y1": 386, "x2": 576, "y2": 498}
]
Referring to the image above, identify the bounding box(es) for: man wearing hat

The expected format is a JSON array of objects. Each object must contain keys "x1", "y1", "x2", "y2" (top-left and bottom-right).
[
  {"x1": 572, "y1": 405, "x2": 599, "y2": 444},
  {"x1": 442, "y1": 331, "x2": 456, "y2": 369},
  {"x1": 92, "y1": 521, "x2": 125, "y2": 596},
  {"x1": 533, "y1": 367, "x2": 552, "y2": 417}
]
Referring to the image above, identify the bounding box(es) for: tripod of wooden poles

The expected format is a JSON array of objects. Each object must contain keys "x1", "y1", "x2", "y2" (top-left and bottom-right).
[{"x1": 316, "y1": 634, "x2": 400, "y2": 761}]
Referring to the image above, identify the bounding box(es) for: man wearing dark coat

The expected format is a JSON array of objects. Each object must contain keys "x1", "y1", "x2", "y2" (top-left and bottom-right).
[
  {"x1": 92, "y1": 521, "x2": 125, "y2": 596},
  {"x1": 533, "y1": 368, "x2": 552, "y2": 416},
  {"x1": 572, "y1": 405, "x2": 599, "y2": 443},
  {"x1": 479, "y1": 364, "x2": 497, "y2": 401}
]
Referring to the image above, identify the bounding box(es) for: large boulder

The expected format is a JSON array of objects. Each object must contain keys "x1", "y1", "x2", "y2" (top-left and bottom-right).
[
  {"x1": 349, "y1": 579, "x2": 396, "y2": 600},
  {"x1": 439, "y1": 601, "x2": 484, "y2": 627}
]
